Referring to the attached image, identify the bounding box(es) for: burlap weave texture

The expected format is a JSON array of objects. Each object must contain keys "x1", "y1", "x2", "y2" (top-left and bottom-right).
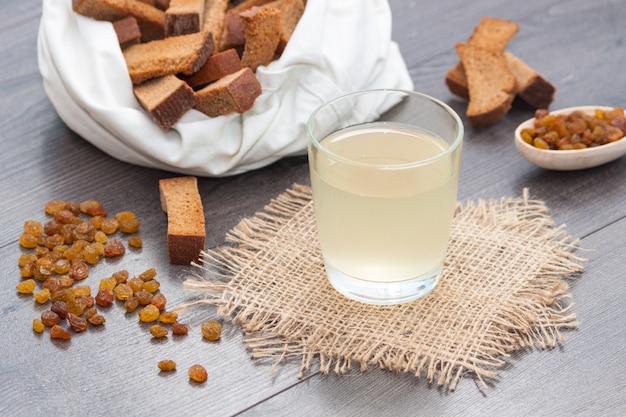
[{"x1": 185, "y1": 185, "x2": 585, "y2": 390}]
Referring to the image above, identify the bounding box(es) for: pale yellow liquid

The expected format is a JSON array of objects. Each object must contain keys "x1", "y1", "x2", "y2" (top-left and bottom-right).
[{"x1": 310, "y1": 123, "x2": 459, "y2": 283}]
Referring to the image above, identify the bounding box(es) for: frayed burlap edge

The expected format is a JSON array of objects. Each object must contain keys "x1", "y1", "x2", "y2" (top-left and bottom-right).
[{"x1": 184, "y1": 184, "x2": 586, "y2": 390}]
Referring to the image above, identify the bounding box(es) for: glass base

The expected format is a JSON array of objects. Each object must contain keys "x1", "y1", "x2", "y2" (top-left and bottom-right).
[{"x1": 324, "y1": 262, "x2": 441, "y2": 305}]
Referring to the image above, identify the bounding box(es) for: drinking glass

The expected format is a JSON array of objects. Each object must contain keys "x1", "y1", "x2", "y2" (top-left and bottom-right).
[{"x1": 307, "y1": 89, "x2": 463, "y2": 305}]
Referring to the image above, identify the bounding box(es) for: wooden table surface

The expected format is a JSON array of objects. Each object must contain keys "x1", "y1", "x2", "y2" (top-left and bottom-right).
[{"x1": 1, "y1": 0, "x2": 624, "y2": 415}]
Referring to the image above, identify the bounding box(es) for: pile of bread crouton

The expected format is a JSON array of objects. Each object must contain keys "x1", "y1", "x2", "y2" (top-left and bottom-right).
[
  {"x1": 73, "y1": 0, "x2": 305, "y2": 130},
  {"x1": 445, "y1": 17, "x2": 556, "y2": 128}
]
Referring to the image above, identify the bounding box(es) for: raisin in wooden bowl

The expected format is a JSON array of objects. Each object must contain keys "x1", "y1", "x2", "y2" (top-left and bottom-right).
[{"x1": 515, "y1": 106, "x2": 626, "y2": 170}]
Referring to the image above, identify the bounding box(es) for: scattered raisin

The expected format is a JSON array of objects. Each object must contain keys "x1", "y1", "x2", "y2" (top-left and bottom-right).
[
  {"x1": 19, "y1": 233, "x2": 39, "y2": 249},
  {"x1": 69, "y1": 260, "x2": 89, "y2": 280},
  {"x1": 41, "y1": 310, "x2": 61, "y2": 327},
  {"x1": 34, "y1": 288, "x2": 51, "y2": 304},
  {"x1": 119, "y1": 218, "x2": 140, "y2": 234},
  {"x1": 201, "y1": 321, "x2": 222, "y2": 341},
  {"x1": 24, "y1": 220, "x2": 43, "y2": 237},
  {"x1": 79, "y1": 200, "x2": 107, "y2": 217},
  {"x1": 150, "y1": 293, "x2": 167, "y2": 311},
  {"x1": 104, "y1": 239, "x2": 125, "y2": 257},
  {"x1": 50, "y1": 325, "x2": 72, "y2": 340},
  {"x1": 171, "y1": 322, "x2": 189, "y2": 336},
  {"x1": 188, "y1": 364, "x2": 208, "y2": 383},
  {"x1": 138, "y1": 304, "x2": 160, "y2": 323},
  {"x1": 33, "y1": 318, "x2": 45, "y2": 333},
  {"x1": 50, "y1": 301, "x2": 68, "y2": 319},
  {"x1": 124, "y1": 297, "x2": 139, "y2": 313},
  {"x1": 16, "y1": 279, "x2": 37, "y2": 294},
  {"x1": 138, "y1": 268, "x2": 157, "y2": 281},
  {"x1": 128, "y1": 236, "x2": 143, "y2": 248},
  {"x1": 112, "y1": 270, "x2": 129, "y2": 284},
  {"x1": 67, "y1": 313, "x2": 88, "y2": 333},
  {"x1": 95, "y1": 288, "x2": 114, "y2": 307},
  {"x1": 150, "y1": 324, "x2": 168, "y2": 338},
  {"x1": 66, "y1": 297, "x2": 87, "y2": 316},
  {"x1": 142, "y1": 279, "x2": 160, "y2": 293},
  {"x1": 87, "y1": 313, "x2": 106, "y2": 326},
  {"x1": 115, "y1": 283, "x2": 133, "y2": 301},
  {"x1": 158, "y1": 360, "x2": 176, "y2": 372},
  {"x1": 159, "y1": 311, "x2": 178, "y2": 324}
]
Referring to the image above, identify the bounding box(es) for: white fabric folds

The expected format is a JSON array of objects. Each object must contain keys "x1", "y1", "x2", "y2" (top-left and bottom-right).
[{"x1": 38, "y1": 0, "x2": 413, "y2": 176}]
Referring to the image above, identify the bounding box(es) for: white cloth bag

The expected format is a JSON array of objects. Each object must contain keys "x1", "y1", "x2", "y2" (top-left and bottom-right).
[{"x1": 38, "y1": 0, "x2": 414, "y2": 176}]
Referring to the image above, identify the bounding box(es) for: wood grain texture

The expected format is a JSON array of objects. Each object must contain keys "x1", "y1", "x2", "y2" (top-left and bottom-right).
[{"x1": 0, "y1": 0, "x2": 624, "y2": 415}]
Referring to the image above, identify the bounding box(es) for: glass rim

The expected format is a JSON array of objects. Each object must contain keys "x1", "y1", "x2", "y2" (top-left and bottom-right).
[{"x1": 307, "y1": 89, "x2": 464, "y2": 169}]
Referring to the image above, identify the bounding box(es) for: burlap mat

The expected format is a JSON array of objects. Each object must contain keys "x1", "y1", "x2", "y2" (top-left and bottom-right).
[{"x1": 184, "y1": 184, "x2": 586, "y2": 390}]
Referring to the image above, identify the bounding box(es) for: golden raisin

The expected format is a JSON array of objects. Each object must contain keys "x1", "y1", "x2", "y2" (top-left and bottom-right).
[
  {"x1": 138, "y1": 268, "x2": 157, "y2": 281},
  {"x1": 124, "y1": 297, "x2": 139, "y2": 313},
  {"x1": 128, "y1": 236, "x2": 143, "y2": 248},
  {"x1": 24, "y1": 220, "x2": 43, "y2": 237},
  {"x1": 100, "y1": 218, "x2": 119, "y2": 235},
  {"x1": 19, "y1": 233, "x2": 39, "y2": 249},
  {"x1": 134, "y1": 290, "x2": 153, "y2": 305},
  {"x1": 87, "y1": 313, "x2": 106, "y2": 326},
  {"x1": 54, "y1": 259, "x2": 71, "y2": 274},
  {"x1": 18, "y1": 253, "x2": 37, "y2": 267},
  {"x1": 201, "y1": 321, "x2": 222, "y2": 341},
  {"x1": 115, "y1": 283, "x2": 133, "y2": 301},
  {"x1": 115, "y1": 211, "x2": 136, "y2": 222},
  {"x1": 188, "y1": 364, "x2": 208, "y2": 383},
  {"x1": 16, "y1": 279, "x2": 37, "y2": 294},
  {"x1": 158, "y1": 360, "x2": 177, "y2": 372},
  {"x1": 33, "y1": 318, "x2": 45, "y2": 333},
  {"x1": 150, "y1": 324, "x2": 168, "y2": 338},
  {"x1": 159, "y1": 311, "x2": 178, "y2": 324},
  {"x1": 66, "y1": 297, "x2": 87, "y2": 316},
  {"x1": 142, "y1": 280, "x2": 160, "y2": 293},
  {"x1": 138, "y1": 304, "x2": 160, "y2": 323},
  {"x1": 99, "y1": 277, "x2": 117, "y2": 291},
  {"x1": 79, "y1": 200, "x2": 107, "y2": 217},
  {"x1": 94, "y1": 230, "x2": 108, "y2": 243},
  {"x1": 34, "y1": 288, "x2": 51, "y2": 304},
  {"x1": 45, "y1": 200, "x2": 67, "y2": 215},
  {"x1": 50, "y1": 325, "x2": 71, "y2": 340},
  {"x1": 119, "y1": 218, "x2": 140, "y2": 234},
  {"x1": 73, "y1": 285, "x2": 91, "y2": 297},
  {"x1": 112, "y1": 270, "x2": 129, "y2": 284},
  {"x1": 128, "y1": 277, "x2": 145, "y2": 293}
]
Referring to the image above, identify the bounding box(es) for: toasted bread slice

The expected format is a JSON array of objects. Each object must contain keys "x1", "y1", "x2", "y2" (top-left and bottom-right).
[
  {"x1": 239, "y1": 6, "x2": 282, "y2": 71},
  {"x1": 164, "y1": 0, "x2": 205, "y2": 36},
  {"x1": 445, "y1": 17, "x2": 519, "y2": 98},
  {"x1": 502, "y1": 50, "x2": 556, "y2": 108},
  {"x1": 133, "y1": 75, "x2": 198, "y2": 130},
  {"x1": 194, "y1": 67, "x2": 262, "y2": 117},
  {"x1": 123, "y1": 31, "x2": 214, "y2": 84},
  {"x1": 72, "y1": 0, "x2": 165, "y2": 41},
  {"x1": 456, "y1": 43, "x2": 515, "y2": 128}
]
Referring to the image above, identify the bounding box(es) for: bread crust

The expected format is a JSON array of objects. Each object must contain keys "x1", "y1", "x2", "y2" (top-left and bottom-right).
[
  {"x1": 123, "y1": 31, "x2": 214, "y2": 84},
  {"x1": 194, "y1": 67, "x2": 262, "y2": 116},
  {"x1": 133, "y1": 75, "x2": 198, "y2": 129},
  {"x1": 456, "y1": 43, "x2": 515, "y2": 128},
  {"x1": 159, "y1": 176, "x2": 206, "y2": 265},
  {"x1": 184, "y1": 48, "x2": 243, "y2": 88},
  {"x1": 72, "y1": 0, "x2": 165, "y2": 41}
]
